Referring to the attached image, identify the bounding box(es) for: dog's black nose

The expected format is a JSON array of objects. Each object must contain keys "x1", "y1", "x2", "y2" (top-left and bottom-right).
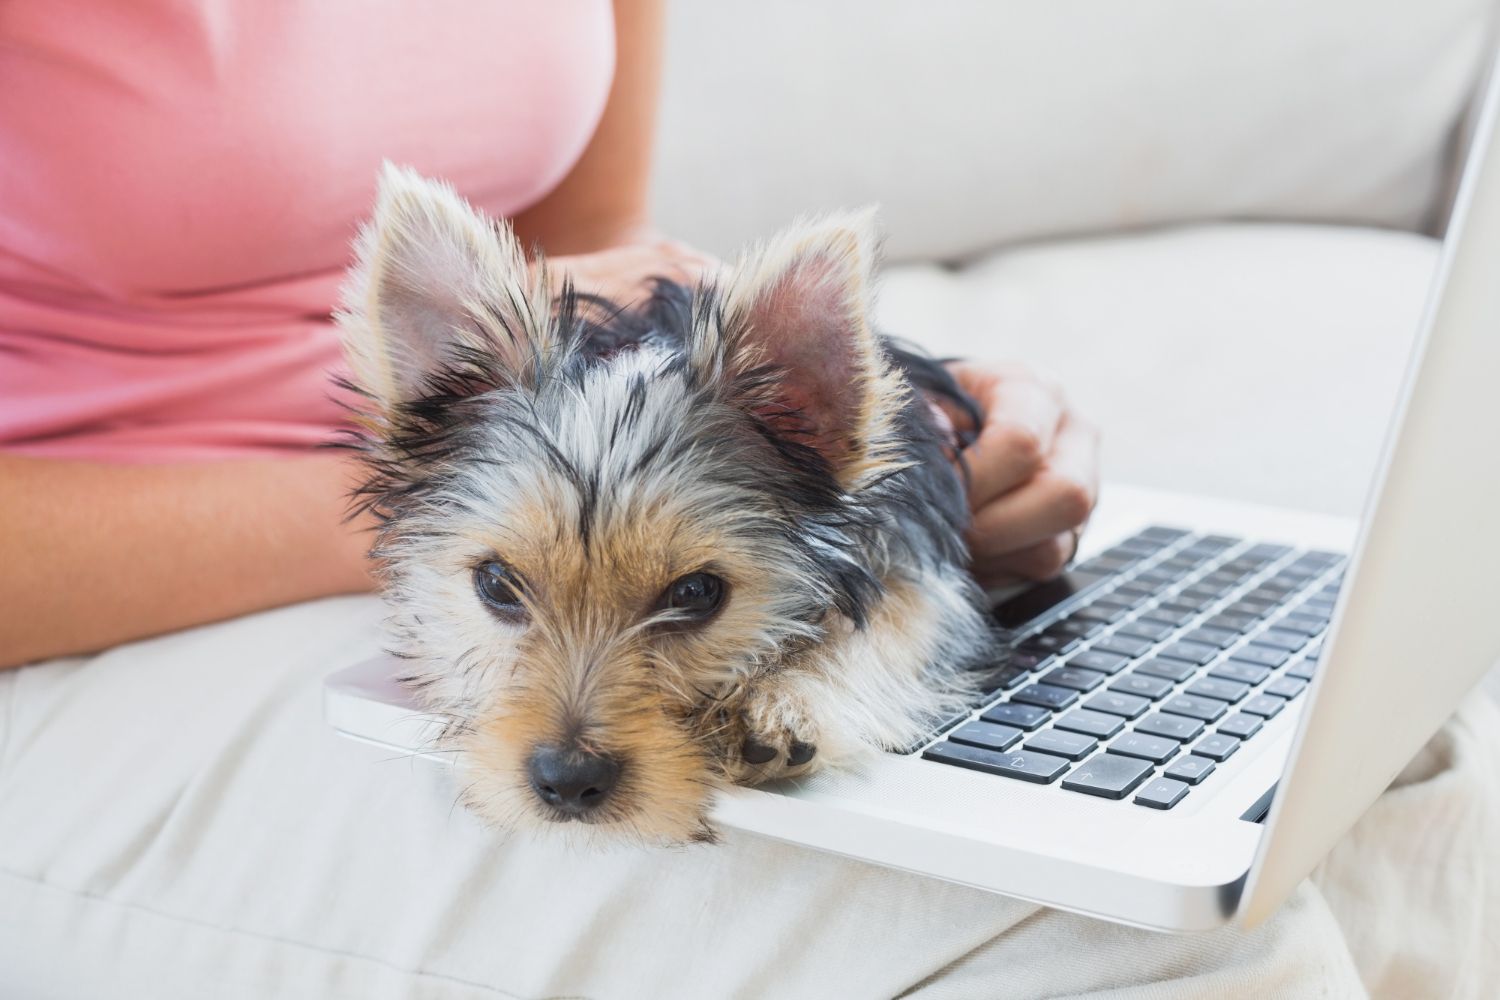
[{"x1": 528, "y1": 744, "x2": 620, "y2": 815}]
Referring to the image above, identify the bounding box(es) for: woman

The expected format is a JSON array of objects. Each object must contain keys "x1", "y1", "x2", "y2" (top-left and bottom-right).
[{"x1": 0, "y1": 0, "x2": 1097, "y2": 668}]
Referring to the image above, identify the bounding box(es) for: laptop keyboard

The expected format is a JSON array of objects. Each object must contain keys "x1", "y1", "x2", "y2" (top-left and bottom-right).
[{"x1": 919, "y1": 526, "x2": 1344, "y2": 810}]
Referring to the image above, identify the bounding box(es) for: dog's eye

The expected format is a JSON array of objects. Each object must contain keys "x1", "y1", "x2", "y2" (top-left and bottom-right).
[
  {"x1": 474, "y1": 561, "x2": 525, "y2": 618},
  {"x1": 664, "y1": 572, "x2": 726, "y2": 617}
]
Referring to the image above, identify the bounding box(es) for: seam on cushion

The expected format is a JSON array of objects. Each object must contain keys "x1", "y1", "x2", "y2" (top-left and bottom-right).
[{"x1": 0, "y1": 867, "x2": 593, "y2": 1000}]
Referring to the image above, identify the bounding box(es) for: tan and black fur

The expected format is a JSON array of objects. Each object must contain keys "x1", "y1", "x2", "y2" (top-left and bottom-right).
[{"x1": 337, "y1": 165, "x2": 994, "y2": 844}]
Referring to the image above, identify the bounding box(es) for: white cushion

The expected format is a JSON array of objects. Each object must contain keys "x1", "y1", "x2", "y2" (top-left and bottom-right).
[
  {"x1": 877, "y1": 222, "x2": 1437, "y2": 516},
  {"x1": 652, "y1": 0, "x2": 1493, "y2": 261}
]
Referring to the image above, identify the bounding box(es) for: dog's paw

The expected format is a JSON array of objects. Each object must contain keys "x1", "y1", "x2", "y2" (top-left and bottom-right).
[{"x1": 720, "y1": 678, "x2": 822, "y2": 786}]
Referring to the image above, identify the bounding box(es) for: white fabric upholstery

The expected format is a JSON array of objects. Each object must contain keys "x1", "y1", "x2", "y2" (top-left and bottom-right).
[
  {"x1": 877, "y1": 223, "x2": 1436, "y2": 516},
  {"x1": 653, "y1": 1, "x2": 1497, "y2": 262},
  {"x1": 4, "y1": 594, "x2": 1497, "y2": 999}
]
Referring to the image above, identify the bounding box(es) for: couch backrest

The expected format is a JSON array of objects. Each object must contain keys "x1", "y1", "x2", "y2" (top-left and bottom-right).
[{"x1": 651, "y1": 0, "x2": 1498, "y2": 262}]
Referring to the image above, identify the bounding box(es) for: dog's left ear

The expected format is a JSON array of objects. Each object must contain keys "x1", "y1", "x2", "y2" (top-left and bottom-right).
[{"x1": 711, "y1": 210, "x2": 909, "y2": 491}]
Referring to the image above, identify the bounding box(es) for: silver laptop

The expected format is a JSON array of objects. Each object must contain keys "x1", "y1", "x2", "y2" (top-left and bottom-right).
[{"x1": 324, "y1": 56, "x2": 1500, "y2": 932}]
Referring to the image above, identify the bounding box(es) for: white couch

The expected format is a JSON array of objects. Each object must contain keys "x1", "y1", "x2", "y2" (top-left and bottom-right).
[{"x1": 4, "y1": 3, "x2": 1500, "y2": 998}]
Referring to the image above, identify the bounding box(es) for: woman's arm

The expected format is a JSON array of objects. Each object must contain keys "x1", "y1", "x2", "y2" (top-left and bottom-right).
[
  {"x1": 0, "y1": 455, "x2": 374, "y2": 668},
  {"x1": 511, "y1": 0, "x2": 665, "y2": 255}
]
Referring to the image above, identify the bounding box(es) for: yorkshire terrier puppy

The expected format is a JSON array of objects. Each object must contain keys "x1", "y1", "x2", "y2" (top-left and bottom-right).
[{"x1": 338, "y1": 165, "x2": 994, "y2": 843}]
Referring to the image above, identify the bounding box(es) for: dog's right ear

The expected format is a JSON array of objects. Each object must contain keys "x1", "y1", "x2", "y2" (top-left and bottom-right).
[{"x1": 338, "y1": 163, "x2": 553, "y2": 417}]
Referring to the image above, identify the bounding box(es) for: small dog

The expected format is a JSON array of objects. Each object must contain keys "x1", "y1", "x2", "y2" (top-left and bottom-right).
[{"x1": 338, "y1": 165, "x2": 994, "y2": 843}]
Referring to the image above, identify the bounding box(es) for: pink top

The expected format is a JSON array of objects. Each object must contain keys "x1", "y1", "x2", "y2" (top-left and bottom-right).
[{"x1": 0, "y1": 0, "x2": 614, "y2": 461}]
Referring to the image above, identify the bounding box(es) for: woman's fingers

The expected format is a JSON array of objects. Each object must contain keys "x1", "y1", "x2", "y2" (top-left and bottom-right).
[
  {"x1": 547, "y1": 239, "x2": 721, "y2": 302},
  {"x1": 950, "y1": 362, "x2": 1068, "y2": 511},
  {"x1": 971, "y1": 531, "x2": 1078, "y2": 587},
  {"x1": 966, "y1": 412, "x2": 1101, "y2": 583}
]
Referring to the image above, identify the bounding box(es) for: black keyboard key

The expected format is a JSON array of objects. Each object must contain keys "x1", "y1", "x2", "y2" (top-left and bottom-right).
[
  {"x1": 1160, "y1": 694, "x2": 1228, "y2": 723},
  {"x1": 930, "y1": 709, "x2": 976, "y2": 737},
  {"x1": 948, "y1": 721, "x2": 1023, "y2": 752},
  {"x1": 992, "y1": 570, "x2": 1109, "y2": 630},
  {"x1": 1112, "y1": 581, "x2": 1160, "y2": 600},
  {"x1": 1218, "y1": 713, "x2": 1265, "y2": 739},
  {"x1": 1176, "y1": 587, "x2": 1224, "y2": 607},
  {"x1": 1136, "y1": 567, "x2": 1186, "y2": 587},
  {"x1": 1094, "y1": 634, "x2": 1156, "y2": 659},
  {"x1": 1182, "y1": 626, "x2": 1239, "y2": 649},
  {"x1": 1254, "y1": 629, "x2": 1307, "y2": 652},
  {"x1": 1201, "y1": 533, "x2": 1242, "y2": 548},
  {"x1": 1010, "y1": 683, "x2": 1079, "y2": 711},
  {"x1": 1279, "y1": 613, "x2": 1328, "y2": 635},
  {"x1": 1134, "y1": 777, "x2": 1190, "y2": 809},
  {"x1": 1264, "y1": 677, "x2": 1307, "y2": 699},
  {"x1": 1072, "y1": 605, "x2": 1130, "y2": 626},
  {"x1": 1018, "y1": 633, "x2": 1082, "y2": 657},
  {"x1": 1229, "y1": 596, "x2": 1279, "y2": 615},
  {"x1": 1244, "y1": 543, "x2": 1293, "y2": 562},
  {"x1": 1108, "y1": 732, "x2": 1180, "y2": 764},
  {"x1": 1138, "y1": 526, "x2": 1191, "y2": 543},
  {"x1": 1135, "y1": 712, "x2": 1206, "y2": 742},
  {"x1": 922, "y1": 742, "x2": 1070, "y2": 783},
  {"x1": 1210, "y1": 660, "x2": 1273, "y2": 685},
  {"x1": 973, "y1": 663, "x2": 1031, "y2": 694},
  {"x1": 1163, "y1": 755, "x2": 1217, "y2": 785},
  {"x1": 1024, "y1": 728, "x2": 1099, "y2": 761},
  {"x1": 1135, "y1": 657, "x2": 1197, "y2": 683},
  {"x1": 1041, "y1": 666, "x2": 1108, "y2": 692},
  {"x1": 1157, "y1": 640, "x2": 1219, "y2": 666},
  {"x1": 1241, "y1": 694, "x2": 1287, "y2": 718},
  {"x1": 1207, "y1": 611, "x2": 1261, "y2": 634},
  {"x1": 1115, "y1": 619, "x2": 1175, "y2": 643},
  {"x1": 1086, "y1": 691, "x2": 1151, "y2": 719},
  {"x1": 1186, "y1": 677, "x2": 1250, "y2": 703},
  {"x1": 1192, "y1": 733, "x2": 1241, "y2": 761},
  {"x1": 1054, "y1": 708, "x2": 1126, "y2": 739},
  {"x1": 981, "y1": 702, "x2": 1051, "y2": 730},
  {"x1": 1110, "y1": 673, "x2": 1174, "y2": 699},
  {"x1": 1231, "y1": 644, "x2": 1291, "y2": 669},
  {"x1": 1049, "y1": 618, "x2": 1106, "y2": 640},
  {"x1": 1098, "y1": 593, "x2": 1154, "y2": 615},
  {"x1": 1060, "y1": 753, "x2": 1155, "y2": 799},
  {"x1": 1205, "y1": 567, "x2": 1250, "y2": 584},
  {"x1": 1067, "y1": 650, "x2": 1130, "y2": 675},
  {"x1": 1138, "y1": 606, "x2": 1197, "y2": 629},
  {"x1": 1076, "y1": 555, "x2": 1135, "y2": 575},
  {"x1": 1116, "y1": 537, "x2": 1167, "y2": 556},
  {"x1": 1004, "y1": 650, "x2": 1056, "y2": 673},
  {"x1": 1106, "y1": 541, "x2": 1157, "y2": 559},
  {"x1": 1093, "y1": 592, "x2": 1146, "y2": 613},
  {"x1": 1286, "y1": 660, "x2": 1317, "y2": 681}
]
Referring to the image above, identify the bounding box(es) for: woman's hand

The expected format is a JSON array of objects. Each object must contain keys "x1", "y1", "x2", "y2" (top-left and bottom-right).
[
  {"x1": 542, "y1": 234, "x2": 720, "y2": 303},
  {"x1": 941, "y1": 361, "x2": 1102, "y2": 589}
]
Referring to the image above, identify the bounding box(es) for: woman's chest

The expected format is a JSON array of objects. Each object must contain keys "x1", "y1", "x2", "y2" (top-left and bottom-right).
[{"x1": 0, "y1": 0, "x2": 613, "y2": 302}]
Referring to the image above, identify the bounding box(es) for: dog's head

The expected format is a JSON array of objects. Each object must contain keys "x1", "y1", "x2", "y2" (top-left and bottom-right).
[{"x1": 338, "y1": 166, "x2": 921, "y2": 843}]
